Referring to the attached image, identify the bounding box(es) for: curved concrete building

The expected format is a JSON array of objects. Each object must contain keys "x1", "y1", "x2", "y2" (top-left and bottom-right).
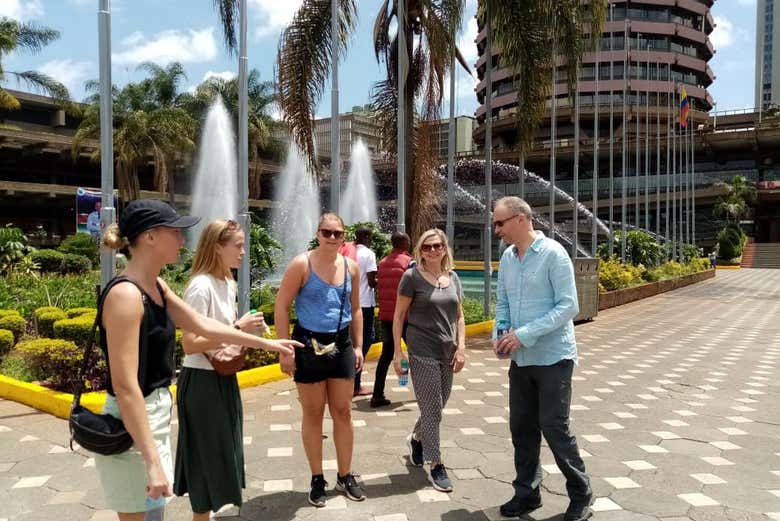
[{"x1": 473, "y1": 0, "x2": 716, "y2": 161}]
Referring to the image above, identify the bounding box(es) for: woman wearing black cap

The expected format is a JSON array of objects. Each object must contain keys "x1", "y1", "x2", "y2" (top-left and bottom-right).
[{"x1": 93, "y1": 199, "x2": 300, "y2": 521}]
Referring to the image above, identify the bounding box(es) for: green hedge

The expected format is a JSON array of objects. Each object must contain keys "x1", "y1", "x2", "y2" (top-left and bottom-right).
[
  {"x1": 34, "y1": 306, "x2": 63, "y2": 322},
  {"x1": 58, "y1": 233, "x2": 99, "y2": 265},
  {"x1": 28, "y1": 249, "x2": 65, "y2": 273},
  {"x1": 0, "y1": 313, "x2": 25, "y2": 343},
  {"x1": 53, "y1": 314, "x2": 96, "y2": 347},
  {"x1": 0, "y1": 329, "x2": 14, "y2": 355},
  {"x1": 0, "y1": 309, "x2": 20, "y2": 319},
  {"x1": 0, "y1": 273, "x2": 99, "y2": 318},
  {"x1": 37, "y1": 310, "x2": 67, "y2": 338},
  {"x1": 66, "y1": 307, "x2": 97, "y2": 318},
  {"x1": 60, "y1": 253, "x2": 92, "y2": 274},
  {"x1": 15, "y1": 338, "x2": 106, "y2": 392}
]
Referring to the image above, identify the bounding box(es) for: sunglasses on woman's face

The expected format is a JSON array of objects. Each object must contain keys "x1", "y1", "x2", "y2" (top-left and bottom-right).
[
  {"x1": 310, "y1": 338, "x2": 336, "y2": 355},
  {"x1": 319, "y1": 229, "x2": 345, "y2": 239},
  {"x1": 421, "y1": 242, "x2": 444, "y2": 253}
]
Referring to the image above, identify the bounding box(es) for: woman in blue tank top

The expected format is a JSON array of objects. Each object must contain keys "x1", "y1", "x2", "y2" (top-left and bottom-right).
[{"x1": 275, "y1": 213, "x2": 366, "y2": 507}]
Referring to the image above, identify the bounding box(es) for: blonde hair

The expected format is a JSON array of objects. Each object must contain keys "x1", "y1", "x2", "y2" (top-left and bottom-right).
[
  {"x1": 190, "y1": 219, "x2": 242, "y2": 280},
  {"x1": 102, "y1": 223, "x2": 129, "y2": 251},
  {"x1": 413, "y1": 228, "x2": 453, "y2": 273},
  {"x1": 318, "y1": 212, "x2": 345, "y2": 230}
]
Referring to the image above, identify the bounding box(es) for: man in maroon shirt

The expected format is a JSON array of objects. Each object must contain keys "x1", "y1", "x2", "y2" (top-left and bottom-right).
[{"x1": 371, "y1": 232, "x2": 412, "y2": 407}]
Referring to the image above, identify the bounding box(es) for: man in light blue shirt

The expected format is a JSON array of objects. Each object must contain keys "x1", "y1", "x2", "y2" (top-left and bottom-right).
[{"x1": 492, "y1": 196, "x2": 592, "y2": 521}]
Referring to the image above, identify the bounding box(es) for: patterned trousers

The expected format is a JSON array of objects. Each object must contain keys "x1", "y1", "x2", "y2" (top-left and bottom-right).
[{"x1": 409, "y1": 353, "x2": 454, "y2": 463}]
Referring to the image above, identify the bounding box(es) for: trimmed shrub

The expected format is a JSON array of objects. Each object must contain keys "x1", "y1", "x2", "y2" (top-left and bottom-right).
[
  {"x1": 0, "y1": 329, "x2": 14, "y2": 355},
  {"x1": 689, "y1": 257, "x2": 711, "y2": 272},
  {"x1": 16, "y1": 338, "x2": 107, "y2": 392},
  {"x1": 66, "y1": 307, "x2": 97, "y2": 318},
  {"x1": 58, "y1": 233, "x2": 99, "y2": 265},
  {"x1": 0, "y1": 352, "x2": 35, "y2": 382},
  {"x1": 0, "y1": 309, "x2": 20, "y2": 319},
  {"x1": 0, "y1": 313, "x2": 26, "y2": 342},
  {"x1": 717, "y1": 225, "x2": 744, "y2": 261},
  {"x1": 462, "y1": 297, "x2": 489, "y2": 325},
  {"x1": 37, "y1": 310, "x2": 67, "y2": 337},
  {"x1": 29, "y1": 249, "x2": 65, "y2": 273},
  {"x1": 53, "y1": 314, "x2": 97, "y2": 347},
  {"x1": 175, "y1": 329, "x2": 184, "y2": 367},
  {"x1": 245, "y1": 348, "x2": 279, "y2": 369},
  {"x1": 0, "y1": 273, "x2": 98, "y2": 319},
  {"x1": 34, "y1": 306, "x2": 63, "y2": 322},
  {"x1": 59, "y1": 253, "x2": 92, "y2": 274}
]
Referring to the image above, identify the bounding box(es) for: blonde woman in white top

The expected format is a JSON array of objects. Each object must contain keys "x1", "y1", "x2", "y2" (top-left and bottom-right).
[{"x1": 174, "y1": 219, "x2": 267, "y2": 520}]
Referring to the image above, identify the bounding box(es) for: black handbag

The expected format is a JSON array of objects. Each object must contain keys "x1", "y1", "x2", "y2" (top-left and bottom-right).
[
  {"x1": 69, "y1": 276, "x2": 148, "y2": 455},
  {"x1": 295, "y1": 257, "x2": 349, "y2": 371}
]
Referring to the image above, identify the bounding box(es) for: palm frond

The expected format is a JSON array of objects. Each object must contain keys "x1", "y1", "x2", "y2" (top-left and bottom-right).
[
  {"x1": 7, "y1": 70, "x2": 70, "y2": 101},
  {"x1": 277, "y1": 0, "x2": 357, "y2": 176},
  {"x1": 2, "y1": 19, "x2": 60, "y2": 54},
  {"x1": 212, "y1": 0, "x2": 239, "y2": 55}
]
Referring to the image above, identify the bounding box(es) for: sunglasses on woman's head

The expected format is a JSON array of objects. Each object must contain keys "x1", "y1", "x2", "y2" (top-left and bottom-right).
[
  {"x1": 421, "y1": 242, "x2": 444, "y2": 253},
  {"x1": 319, "y1": 229, "x2": 345, "y2": 239}
]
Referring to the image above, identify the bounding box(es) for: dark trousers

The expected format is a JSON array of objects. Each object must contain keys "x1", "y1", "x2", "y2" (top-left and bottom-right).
[
  {"x1": 372, "y1": 320, "x2": 405, "y2": 399},
  {"x1": 509, "y1": 359, "x2": 591, "y2": 502},
  {"x1": 354, "y1": 306, "x2": 374, "y2": 390}
]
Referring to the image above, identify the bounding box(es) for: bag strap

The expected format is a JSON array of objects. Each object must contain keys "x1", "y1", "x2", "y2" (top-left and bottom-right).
[
  {"x1": 335, "y1": 256, "x2": 348, "y2": 333},
  {"x1": 71, "y1": 276, "x2": 150, "y2": 410}
]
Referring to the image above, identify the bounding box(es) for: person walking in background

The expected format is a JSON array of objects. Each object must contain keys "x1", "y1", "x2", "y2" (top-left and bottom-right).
[
  {"x1": 393, "y1": 229, "x2": 466, "y2": 493},
  {"x1": 95, "y1": 200, "x2": 297, "y2": 521},
  {"x1": 274, "y1": 213, "x2": 366, "y2": 507},
  {"x1": 174, "y1": 219, "x2": 269, "y2": 520},
  {"x1": 87, "y1": 201, "x2": 102, "y2": 240},
  {"x1": 492, "y1": 196, "x2": 592, "y2": 521},
  {"x1": 371, "y1": 231, "x2": 412, "y2": 408},
  {"x1": 353, "y1": 227, "x2": 377, "y2": 397}
]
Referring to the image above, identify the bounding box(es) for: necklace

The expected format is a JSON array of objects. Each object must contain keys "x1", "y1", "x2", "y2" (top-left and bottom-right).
[{"x1": 423, "y1": 266, "x2": 445, "y2": 290}]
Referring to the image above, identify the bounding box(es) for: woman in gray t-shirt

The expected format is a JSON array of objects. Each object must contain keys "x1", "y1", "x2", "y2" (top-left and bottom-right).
[{"x1": 393, "y1": 228, "x2": 466, "y2": 493}]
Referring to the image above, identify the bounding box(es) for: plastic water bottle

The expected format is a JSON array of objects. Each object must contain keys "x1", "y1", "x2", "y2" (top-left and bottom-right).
[
  {"x1": 250, "y1": 308, "x2": 271, "y2": 336},
  {"x1": 144, "y1": 497, "x2": 165, "y2": 521},
  {"x1": 398, "y1": 358, "x2": 409, "y2": 386}
]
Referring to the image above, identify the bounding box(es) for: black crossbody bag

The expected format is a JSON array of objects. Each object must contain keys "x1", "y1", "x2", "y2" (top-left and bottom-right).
[
  {"x1": 294, "y1": 257, "x2": 349, "y2": 371},
  {"x1": 69, "y1": 276, "x2": 149, "y2": 455}
]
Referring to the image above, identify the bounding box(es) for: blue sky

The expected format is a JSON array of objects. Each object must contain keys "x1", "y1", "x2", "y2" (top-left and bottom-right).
[{"x1": 0, "y1": 0, "x2": 759, "y2": 116}]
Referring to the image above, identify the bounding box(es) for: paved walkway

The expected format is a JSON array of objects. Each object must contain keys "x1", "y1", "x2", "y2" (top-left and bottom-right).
[{"x1": 1, "y1": 269, "x2": 780, "y2": 521}]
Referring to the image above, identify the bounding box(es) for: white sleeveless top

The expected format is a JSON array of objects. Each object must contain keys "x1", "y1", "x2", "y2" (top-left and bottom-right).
[{"x1": 182, "y1": 274, "x2": 237, "y2": 370}]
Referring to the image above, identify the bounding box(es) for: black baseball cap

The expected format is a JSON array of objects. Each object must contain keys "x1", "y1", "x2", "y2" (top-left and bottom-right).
[{"x1": 119, "y1": 199, "x2": 200, "y2": 241}]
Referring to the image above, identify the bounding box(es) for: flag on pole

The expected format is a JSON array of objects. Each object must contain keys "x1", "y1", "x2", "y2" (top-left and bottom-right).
[{"x1": 680, "y1": 87, "x2": 690, "y2": 127}]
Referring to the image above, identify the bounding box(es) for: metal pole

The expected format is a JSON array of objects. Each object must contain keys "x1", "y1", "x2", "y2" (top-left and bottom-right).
[
  {"x1": 592, "y1": 46, "x2": 599, "y2": 256},
  {"x1": 483, "y1": 3, "x2": 492, "y2": 315},
  {"x1": 665, "y1": 66, "x2": 671, "y2": 258},
  {"x1": 237, "y1": 0, "x2": 250, "y2": 314},
  {"x1": 330, "y1": 0, "x2": 340, "y2": 213},
  {"x1": 635, "y1": 33, "x2": 641, "y2": 228},
  {"x1": 519, "y1": 71, "x2": 525, "y2": 199},
  {"x1": 98, "y1": 0, "x2": 115, "y2": 289},
  {"x1": 397, "y1": 0, "x2": 407, "y2": 233},
  {"x1": 655, "y1": 58, "x2": 661, "y2": 238},
  {"x1": 684, "y1": 106, "x2": 689, "y2": 244},
  {"x1": 550, "y1": 41, "x2": 557, "y2": 242},
  {"x1": 621, "y1": 19, "x2": 628, "y2": 261},
  {"x1": 691, "y1": 111, "x2": 696, "y2": 245},
  {"x1": 446, "y1": 34, "x2": 456, "y2": 247},
  {"x1": 672, "y1": 83, "x2": 677, "y2": 260},
  {"x1": 644, "y1": 42, "x2": 650, "y2": 231},
  {"x1": 608, "y1": 1, "x2": 614, "y2": 257},
  {"x1": 573, "y1": 73, "x2": 580, "y2": 259}
]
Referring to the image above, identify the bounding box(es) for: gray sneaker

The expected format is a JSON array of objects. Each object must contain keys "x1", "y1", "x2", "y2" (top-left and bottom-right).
[
  {"x1": 407, "y1": 434, "x2": 423, "y2": 467},
  {"x1": 429, "y1": 464, "x2": 453, "y2": 492}
]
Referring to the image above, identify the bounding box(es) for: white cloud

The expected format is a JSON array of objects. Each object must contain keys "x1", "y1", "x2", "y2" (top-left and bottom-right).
[
  {"x1": 0, "y1": 0, "x2": 43, "y2": 21},
  {"x1": 249, "y1": 0, "x2": 303, "y2": 39},
  {"x1": 203, "y1": 70, "x2": 236, "y2": 82},
  {"x1": 37, "y1": 59, "x2": 93, "y2": 95},
  {"x1": 458, "y1": 15, "x2": 479, "y2": 65},
  {"x1": 112, "y1": 27, "x2": 218, "y2": 66},
  {"x1": 710, "y1": 16, "x2": 735, "y2": 49}
]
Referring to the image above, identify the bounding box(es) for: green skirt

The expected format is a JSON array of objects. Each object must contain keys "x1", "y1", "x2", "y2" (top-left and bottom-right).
[{"x1": 173, "y1": 367, "x2": 245, "y2": 513}]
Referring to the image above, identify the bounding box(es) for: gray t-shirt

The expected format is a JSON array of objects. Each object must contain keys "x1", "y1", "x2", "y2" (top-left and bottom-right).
[{"x1": 398, "y1": 268, "x2": 463, "y2": 360}]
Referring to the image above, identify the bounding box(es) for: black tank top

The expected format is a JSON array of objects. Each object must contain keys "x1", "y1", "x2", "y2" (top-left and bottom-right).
[{"x1": 98, "y1": 276, "x2": 176, "y2": 397}]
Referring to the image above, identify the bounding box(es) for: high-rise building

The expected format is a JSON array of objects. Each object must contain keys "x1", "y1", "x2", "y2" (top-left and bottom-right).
[
  {"x1": 756, "y1": 0, "x2": 777, "y2": 109},
  {"x1": 432, "y1": 115, "x2": 476, "y2": 158},
  {"x1": 474, "y1": 0, "x2": 716, "y2": 158}
]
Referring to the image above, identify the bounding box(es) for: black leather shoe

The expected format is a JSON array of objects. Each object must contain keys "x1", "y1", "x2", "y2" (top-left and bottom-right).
[
  {"x1": 499, "y1": 491, "x2": 542, "y2": 517},
  {"x1": 563, "y1": 495, "x2": 593, "y2": 521}
]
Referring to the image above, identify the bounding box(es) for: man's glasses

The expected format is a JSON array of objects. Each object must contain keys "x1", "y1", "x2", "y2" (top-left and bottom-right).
[
  {"x1": 493, "y1": 214, "x2": 520, "y2": 228},
  {"x1": 310, "y1": 337, "x2": 336, "y2": 355},
  {"x1": 421, "y1": 242, "x2": 444, "y2": 253},
  {"x1": 319, "y1": 229, "x2": 345, "y2": 239}
]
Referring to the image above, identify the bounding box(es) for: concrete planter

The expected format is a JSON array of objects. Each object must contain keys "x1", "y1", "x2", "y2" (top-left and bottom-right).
[{"x1": 598, "y1": 269, "x2": 716, "y2": 311}]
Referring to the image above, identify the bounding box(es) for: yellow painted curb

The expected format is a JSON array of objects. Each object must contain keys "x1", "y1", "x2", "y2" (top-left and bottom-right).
[
  {"x1": 716, "y1": 265, "x2": 741, "y2": 270},
  {"x1": 1, "y1": 319, "x2": 497, "y2": 419}
]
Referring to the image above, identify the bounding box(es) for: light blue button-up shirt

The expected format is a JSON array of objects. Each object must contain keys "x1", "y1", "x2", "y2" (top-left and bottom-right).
[{"x1": 494, "y1": 231, "x2": 579, "y2": 367}]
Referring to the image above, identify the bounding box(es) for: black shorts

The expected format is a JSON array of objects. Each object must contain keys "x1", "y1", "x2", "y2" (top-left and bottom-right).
[{"x1": 292, "y1": 325, "x2": 355, "y2": 384}]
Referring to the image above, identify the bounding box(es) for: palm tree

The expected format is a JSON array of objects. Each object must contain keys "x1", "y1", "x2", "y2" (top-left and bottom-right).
[
  {"x1": 0, "y1": 17, "x2": 70, "y2": 112},
  {"x1": 483, "y1": 1, "x2": 607, "y2": 154},
  {"x1": 714, "y1": 175, "x2": 757, "y2": 223},
  {"x1": 73, "y1": 63, "x2": 196, "y2": 201},
  {"x1": 275, "y1": 0, "x2": 470, "y2": 238}
]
